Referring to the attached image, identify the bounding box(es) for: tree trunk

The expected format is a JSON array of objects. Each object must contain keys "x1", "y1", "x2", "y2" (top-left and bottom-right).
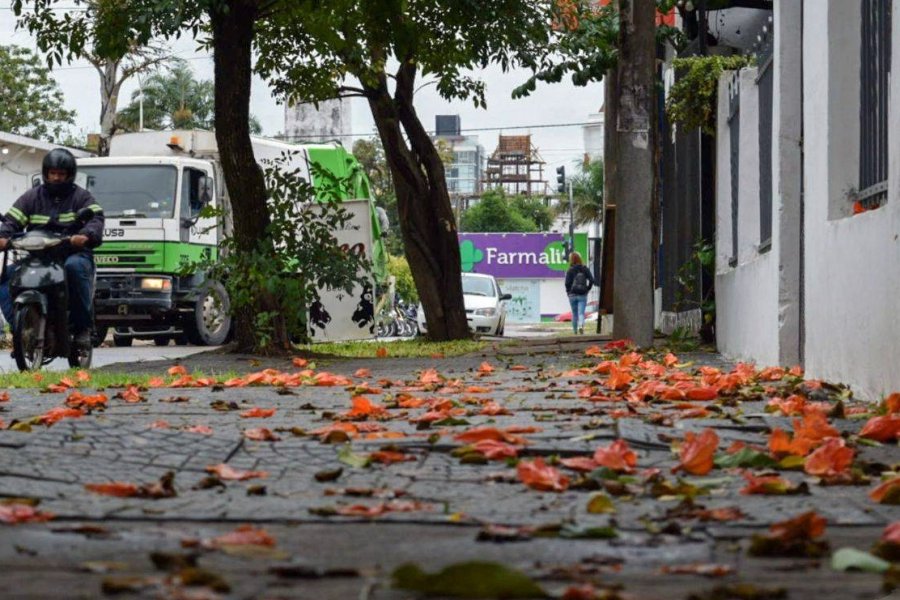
[
  {"x1": 363, "y1": 66, "x2": 469, "y2": 341},
  {"x1": 97, "y1": 60, "x2": 121, "y2": 156},
  {"x1": 210, "y1": 0, "x2": 287, "y2": 353},
  {"x1": 599, "y1": 66, "x2": 619, "y2": 331},
  {"x1": 611, "y1": 0, "x2": 657, "y2": 347}
]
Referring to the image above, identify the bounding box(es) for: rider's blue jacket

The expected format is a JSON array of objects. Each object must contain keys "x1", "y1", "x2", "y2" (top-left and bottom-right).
[{"x1": 0, "y1": 183, "x2": 104, "y2": 250}]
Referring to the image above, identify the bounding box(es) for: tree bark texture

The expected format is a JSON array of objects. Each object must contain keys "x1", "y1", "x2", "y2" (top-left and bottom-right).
[
  {"x1": 612, "y1": 0, "x2": 657, "y2": 347},
  {"x1": 600, "y1": 66, "x2": 619, "y2": 322},
  {"x1": 210, "y1": 0, "x2": 287, "y2": 352},
  {"x1": 363, "y1": 64, "x2": 469, "y2": 341},
  {"x1": 97, "y1": 60, "x2": 121, "y2": 156}
]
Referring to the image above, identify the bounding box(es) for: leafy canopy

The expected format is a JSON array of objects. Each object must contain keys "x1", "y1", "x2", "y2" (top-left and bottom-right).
[
  {"x1": 460, "y1": 188, "x2": 548, "y2": 233},
  {"x1": 0, "y1": 45, "x2": 75, "y2": 142}
]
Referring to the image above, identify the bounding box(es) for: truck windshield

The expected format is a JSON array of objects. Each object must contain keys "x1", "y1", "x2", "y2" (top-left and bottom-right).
[{"x1": 78, "y1": 165, "x2": 178, "y2": 218}]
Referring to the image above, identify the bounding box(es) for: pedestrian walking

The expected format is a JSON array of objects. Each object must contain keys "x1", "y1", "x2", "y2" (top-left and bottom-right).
[{"x1": 564, "y1": 251, "x2": 594, "y2": 335}]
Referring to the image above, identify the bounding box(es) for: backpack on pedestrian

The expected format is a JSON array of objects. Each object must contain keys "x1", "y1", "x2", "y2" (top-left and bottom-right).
[{"x1": 570, "y1": 269, "x2": 589, "y2": 295}]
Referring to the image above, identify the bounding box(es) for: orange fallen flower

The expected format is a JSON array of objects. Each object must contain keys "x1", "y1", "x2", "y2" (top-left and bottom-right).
[
  {"x1": 243, "y1": 428, "x2": 280, "y2": 441},
  {"x1": 740, "y1": 472, "x2": 796, "y2": 495},
  {"x1": 859, "y1": 415, "x2": 900, "y2": 442},
  {"x1": 471, "y1": 439, "x2": 519, "y2": 460},
  {"x1": 674, "y1": 429, "x2": 719, "y2": 475},
  {"x1": 477, "y1": 361, "x2": 495, "y2": 374},
  {"x1": 0, "y1": 503, "x2": 54, "y2": 524},
  {"x1": 239, "y1": 407, "x2": 276, "y2": 418},
  {"x1": 517, "y1": 457, "x2": 570, "y2": 492},
  {"x1": 84, "y1": 482, "x2": 139, "y2": 497},
  {"x1": 64, "y1": 391, "x2": 108, "y2": 409},
  {"x1": 804, "y1": 437, "x2": 854, "y2": 477},
  {"x1": 369, "y1": 450, "x2": 416, "y2": 464},
  {"x1": 354, "y1": 368, "x2": 371, "y2": 378},
  {"x1": 768, "y1": 511, "x2": 827, "y2": 542},
  {"x1": 375, "y1": 347, "x2": 389, "y2": 358},
  {"x1": 203, "y1": 525, "x2": 276, "y2": 548},
  {"x1": 882, "y1": 522, "x2": 900, "y2": 545},
  {"x1": 0, "y1": 391, "x2": 8, "y2": 402},
  {"x1": 167, "y1": 365, "x2": 188, "y2": 376},
  {"x1": 479, "y1": 401, "x2": 511, "y2": 416},
  {"x1": 885, "y1": 393, "x2": 900, "y2": 414},
  {"x1": 335, "y1": 499, "x2": 430, "y2": 517},
  {"x1": 185, "y1": 424, "x2": 213, "y2": 435},
  {"x1": 454, "y1": 426, "x2": 526, "y2": 445},
  {"x1": 116, "y1": 385, "x2": 144, "y2": 403},
  {"x1": 343, "y1": 396, "x2": 388, "y2": 420},
  {"x1": 605, "y1": 365, "x2": 633, "y2": 391},
  {"x1": 559, "y1": 456, "x2": 598, "y2": 472},
  {"x1": 592, "y1": 439, "x2": 637, "y2": 473},
  {"x1": 659, "y1": 563, "x2": 733, "y2": 577},
  {"x1": 206, "y1": 464, "x2": 268, "y2": 481},
  {"x1": 38, "y1": 406, "x2": 83, "y2": 426},
  {"x1": 869, "y1": 477, "x2": 900, "y2": 504}
]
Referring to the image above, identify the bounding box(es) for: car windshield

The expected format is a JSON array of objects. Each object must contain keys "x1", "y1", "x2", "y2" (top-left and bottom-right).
[
  {"x1": 462, "y1": 275, "x2": 496, "y2": 297},
  {"x1": 77, "y1": 165, "x2": 178, "y2": 218}
]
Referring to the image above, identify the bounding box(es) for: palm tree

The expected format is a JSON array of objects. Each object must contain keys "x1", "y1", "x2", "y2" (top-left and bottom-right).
[
  {"x1": 117, "y1": 59, "x2": 261, "y2": 133},
  {"x1": 557, "y1": 158, "x2": 604, "y2": 226}
]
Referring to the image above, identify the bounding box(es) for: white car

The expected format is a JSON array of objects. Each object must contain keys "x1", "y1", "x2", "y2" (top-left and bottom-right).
[{"x1": 417, "y1": 273, "x2": 511, "y2": 336}]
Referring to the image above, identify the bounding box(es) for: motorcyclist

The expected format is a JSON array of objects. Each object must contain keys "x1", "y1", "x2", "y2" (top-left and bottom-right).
[{"x1": 0, "y1": 148, "x2": 104, "y2": 351}]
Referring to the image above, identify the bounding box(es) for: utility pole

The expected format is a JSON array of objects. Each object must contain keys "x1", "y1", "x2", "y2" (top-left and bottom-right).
[{"x1": 612, "y1": 0, "x2": 656, "y2": 347}]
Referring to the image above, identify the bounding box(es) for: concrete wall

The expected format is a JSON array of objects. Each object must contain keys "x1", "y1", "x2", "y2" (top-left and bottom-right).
[
  {"x1": 801, "y1": 0, "x2": 900, "y2": 399},
  {"x1": 715, "y1": 67, "x2": 781, "y2": 367}
]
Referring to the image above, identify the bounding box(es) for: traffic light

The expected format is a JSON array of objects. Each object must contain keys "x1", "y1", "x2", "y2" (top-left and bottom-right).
[{"x1": 556, "y1": 166, "x2": 566, "y2": 193}]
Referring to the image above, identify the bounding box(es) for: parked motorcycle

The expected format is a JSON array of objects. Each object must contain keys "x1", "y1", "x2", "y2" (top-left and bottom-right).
[{"x1": 2, "y1": 208, "x2": 96, "y2": 371}]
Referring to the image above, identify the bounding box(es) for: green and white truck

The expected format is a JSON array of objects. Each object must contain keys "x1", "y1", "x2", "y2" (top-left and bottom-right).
[{"x1": 76, "y1": 129, "x2": 387, "y2": 346}]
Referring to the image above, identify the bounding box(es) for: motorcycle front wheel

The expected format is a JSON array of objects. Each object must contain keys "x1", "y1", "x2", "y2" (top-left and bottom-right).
[{"x1": 13, "y1": 304, "x2": 46, "y2": 372}]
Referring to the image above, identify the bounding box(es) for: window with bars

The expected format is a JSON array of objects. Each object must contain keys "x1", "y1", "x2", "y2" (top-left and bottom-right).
[
  {"x1": 757, "y1": 17, "x2": 774, "y2": 249},
  {"x1": 858, "y1": 0, "x2": 892, "y2": 211},
  {"x1": 729, "y1": 82, "x2": 740, "y2": 267}
]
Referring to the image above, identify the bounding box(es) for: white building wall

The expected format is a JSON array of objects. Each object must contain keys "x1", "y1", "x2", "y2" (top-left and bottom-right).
[
  {"x1": 715, "y1": 68, "x2": 780, "y2": 367},
  {"x1": 801, "y1": 0, "x2": 900, "y2": 400}
]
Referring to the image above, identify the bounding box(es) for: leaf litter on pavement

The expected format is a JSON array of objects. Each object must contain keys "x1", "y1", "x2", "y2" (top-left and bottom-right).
[{"x1": 0, "y1": 341, "x2": 898, "y2": 597}]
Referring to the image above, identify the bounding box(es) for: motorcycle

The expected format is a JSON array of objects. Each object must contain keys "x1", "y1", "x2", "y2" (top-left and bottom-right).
[{"x1": 2, "y1": 208, "x2": 96, "y2": 371}]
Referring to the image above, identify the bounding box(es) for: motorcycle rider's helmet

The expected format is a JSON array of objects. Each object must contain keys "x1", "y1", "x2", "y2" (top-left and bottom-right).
[{"x1": 42, "y1": 148, "x2": 77, "y2": 197}]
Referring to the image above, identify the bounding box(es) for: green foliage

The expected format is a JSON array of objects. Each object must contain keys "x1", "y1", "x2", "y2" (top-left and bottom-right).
[
  {"x1": 666, "y1": 54, "x2": 755, "y2": 134},
  {"x1": 352, "y1": 138, "x2": 402, "y2": 255},
  {"x1": 116, "y1": 59, "x2": 262, "y2": 133},
  {"x1": 392, "y1": 561, "x2": 545, "y2": 598},
  {"x1": 297, "y1": 338, "x2": 484, "y2": 358},
  {"x1": 460, "y1": 188, "x2": 544, "y2": 233},
  {"x1": 559, "y1": 158, "x2": 604, "y2": 227},
  {"x1": 509, "y1": 195, "x2": 553, "y2": 231},
  {"x1": 0, "y1": 45, "x2": 75, "y2": 142},
  {"x1": 388, "y1": 255, "x2": 418, "y2": 304},
  {"x1": 191, "y1": 152, "x2": 368, "y2": 349}
]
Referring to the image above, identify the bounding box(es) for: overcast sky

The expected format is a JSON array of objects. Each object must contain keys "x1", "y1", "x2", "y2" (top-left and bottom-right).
[{"x1": 1, "y1": 7, "x2": 604, "y2": 174}]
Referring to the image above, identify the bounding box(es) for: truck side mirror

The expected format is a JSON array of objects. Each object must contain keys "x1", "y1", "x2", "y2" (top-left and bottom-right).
[{"x1": 197, "y1": 175, "x2": 213, "y2": 206}]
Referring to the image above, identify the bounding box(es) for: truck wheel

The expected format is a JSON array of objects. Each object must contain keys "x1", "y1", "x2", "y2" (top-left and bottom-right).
[
  {"x1": 184, "y1": 281, "x2": 231, "y2": 346},
  {"x1": 113, "y1": 334, "x2": 133, "y2": 347}
]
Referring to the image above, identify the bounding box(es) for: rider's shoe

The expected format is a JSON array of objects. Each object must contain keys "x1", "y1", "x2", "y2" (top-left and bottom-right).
[{"x1": 74, "y1": 329, "x2": 92, "y2": 350}]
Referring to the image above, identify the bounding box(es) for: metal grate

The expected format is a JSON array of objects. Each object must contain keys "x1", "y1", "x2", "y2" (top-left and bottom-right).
[
  {"x1": 729, "y1": 76, "x2": 740, "y2": 267},
  {"x1": 757, "y1": 16, "x2": 774, "y2": 249},
  {"x1": 859, "y1": 0, "x2": 892, "y2": 210}
]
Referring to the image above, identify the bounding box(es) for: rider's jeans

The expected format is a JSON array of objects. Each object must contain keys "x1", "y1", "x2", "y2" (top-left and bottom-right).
[{"x1": 0, "y1": 252, "x2": 95, "y2": 334}]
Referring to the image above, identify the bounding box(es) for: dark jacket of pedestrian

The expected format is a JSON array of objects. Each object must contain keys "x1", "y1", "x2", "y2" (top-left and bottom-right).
[{"x1": 564, "y1": 256, "x2": 594, "y2": 296}]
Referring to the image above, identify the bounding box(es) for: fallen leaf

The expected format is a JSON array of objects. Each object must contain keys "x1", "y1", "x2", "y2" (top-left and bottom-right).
[
  {"x1": 586, "y1": 493, "x2": 616, "y2": 514},
  {"x1": 870, "y1": 477, "x2": 900, "y2": 504},
  {"x1": 517, "y1": 457, "x2": 570, "y2": 492},
  {"x1": 239, "y1": 407, "x2": 275, "y2": 418},
  {"x1": 659, "y1": 563, "x2": 734, "y2": 577},
  {"x1": 375, "y1": 347, "x2": 388, "y2": 358},
  {"x1": 454, "y1": 427, "x2": 526, "y2": 445},
  {"x1": 592, "y1": 439, "x2": 637, "y2": 473},
  {"x1": 38, "y1": 406, "x2": 83, "y2": 426},
  {"x1": 202, "y1": 525, "x2": 276, "y2": 549},
  {"x1": 0, "y1": 503, "x2": 54, "y2": 524},
  {"x1": 205, "y1": 464, "x2": 268, "y2": 481},
  {"x1": 477, "y1": 362, "x2": 495, "y2": 374},
  {"x1": 85, "y1": 473, "x2": 176, "y2": 499},
  {"x1": 392, "y1": 561, "x2": 545, "y2": 598},
  {"x1": 471, "y1": 439, "x2": 519, "y2": 460},
  {"x1": 185, "y1": 425, "x2": 213, "y2": 435},
  {"x1": 859, "y1": 415, "x2": 900, "y2": 442},
  {"x1": 749, "y1": 511, "x2": 829, "y2": 558},
  {"x1": 369, "y1": 450, "x2": 416, "y2": 464},
  {"x1": 168, "y1": 365, "x2": 188, "y2": 376},
  {"x1": 344, "y1": 396, "x2": 389, "y2": 420},
  {"x1": 804, "y1": 437, "x2": 854, "y2": 477},
  {"x1": 674, "y1": 429, "x2": 719, "y2": 475},
  {"x1": 65, "y1": 391, "x2": 108, "y2": 409},
  {"x1": 243, "y1": 428, "x2": 280, "y2": 441},
  {"x1": 740, "y1": 472, "x2": 802, "y2": 495},
  {"x1": 831, "y1": 547, "x2": 890, "y2": 573},
  {"x1": 115, "y1": 386, "x2": 144, "y2": 403}
]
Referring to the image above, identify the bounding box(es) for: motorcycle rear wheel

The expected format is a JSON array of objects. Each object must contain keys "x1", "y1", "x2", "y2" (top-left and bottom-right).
[{"x1": 13, "y1": 305, "x2": 46, "y2": 372}]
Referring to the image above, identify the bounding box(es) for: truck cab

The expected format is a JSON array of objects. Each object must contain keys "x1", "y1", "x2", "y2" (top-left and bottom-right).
[{"x1": 77, "y1": 155, "x2": 230, "y2": 347}]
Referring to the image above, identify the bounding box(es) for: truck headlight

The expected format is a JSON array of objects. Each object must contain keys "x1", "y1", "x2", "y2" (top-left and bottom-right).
[
  {"x1": 141, "y1": 277, "x2": 171, "y2": 291},
  {"x1": 474, "y1": 307, "x2": 496, "y2": 317}
]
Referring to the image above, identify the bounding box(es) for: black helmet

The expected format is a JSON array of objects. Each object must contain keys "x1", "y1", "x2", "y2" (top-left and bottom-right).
[{"x1": 42, "y1": 148, "x2": 77, "y2": 182}]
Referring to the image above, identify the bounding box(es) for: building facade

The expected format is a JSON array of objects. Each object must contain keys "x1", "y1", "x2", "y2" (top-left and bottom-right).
[
  {"x1": 432, "y1": 115, "x2": 485, "y2": 212},
  {"x1": 714, "y1": 0, "x2": 899, "y2": 399}
]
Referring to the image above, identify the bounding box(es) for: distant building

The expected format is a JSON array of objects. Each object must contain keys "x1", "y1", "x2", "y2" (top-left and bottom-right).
[
  {"x1": 432, "y1": 115, "x2": 485, "y2": 211},
  {"x1": 0, "y1": 131, "x2": 90, "y2": 215},
  {"x1": 582, "y1": 109, "x2": 604, "y2": 161},
  {"x1": 284, "y1": 98, "x2": 351, "y2": 143},
  {"x1": 484, "y1": 135, "x2": 547, "y2": 196}
]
